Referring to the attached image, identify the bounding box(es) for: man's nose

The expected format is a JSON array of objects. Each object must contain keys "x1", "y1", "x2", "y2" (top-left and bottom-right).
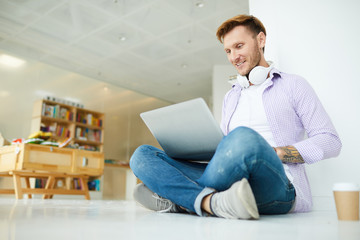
[{"x1": 230, "y1": 52, "x2": 239, "y2": 63}]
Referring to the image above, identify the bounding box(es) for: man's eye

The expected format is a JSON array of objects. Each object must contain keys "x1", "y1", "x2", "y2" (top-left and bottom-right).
[
  {"x1": 225, "y1": 50, "x2": 231, "y2": 54},
  {"x1": 237, "y1": 44, "x2": 243, "y2": 48}
]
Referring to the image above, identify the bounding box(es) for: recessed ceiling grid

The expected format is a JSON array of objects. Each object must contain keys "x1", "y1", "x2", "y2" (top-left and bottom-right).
[{"x1": 0, "y1": 0, "x2": 248, "y2": 103}]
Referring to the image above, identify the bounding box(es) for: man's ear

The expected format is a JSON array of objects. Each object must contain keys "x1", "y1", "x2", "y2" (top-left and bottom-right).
[{"x1": 257, "y1": 32, "x2": 266, "y2": 50}]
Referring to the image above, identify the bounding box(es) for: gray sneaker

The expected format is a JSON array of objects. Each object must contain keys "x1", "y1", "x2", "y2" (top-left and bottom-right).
[
  {"x1": 210, "y1": 178, "x2": 259, "y2": 220},
  {"x1": 133, "y1": 183, "x2": 179, "y2": 213}
]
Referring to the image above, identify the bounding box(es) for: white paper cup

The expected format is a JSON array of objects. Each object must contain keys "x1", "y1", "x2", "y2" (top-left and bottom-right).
[{"x1": 333, "y1": 183, "x2": 359, "y2": 221}]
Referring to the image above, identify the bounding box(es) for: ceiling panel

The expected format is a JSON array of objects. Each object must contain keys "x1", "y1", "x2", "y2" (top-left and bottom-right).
[
  {"x1": 0, "y1": 38, "x2": 47, "y2": 60},
  {"x1": 0, "y1": 0, "x2": 249, "y2": 103},
  {"x1": 8, "y1": 0, "x2": 64, "y2": 14},
  {"x1": 163, "y1": 53, "x2": 210, "y2": 74},
  {"x1": 131, "y1": 40, "x2": 179, "y2": 62},
  {"x1": 0, "y1": 17, "x2": 25, "y2": 38},
  {"x1": 192, "y1": 45, "x2": 230, "y2": 66},
  {"x1": 19, "y1": 28, "x2": 67, "y2": 53},
  {"x1": 123, "y1": 2, "x2": 191, "y2": 36},
  {"x1": 161, "y1": 23, "x2": 216, "y2": 51},
  {"x1": 94, "y1": 20, "x2": 152, "y2": 50},
  {"x1": 0, "y1": 1, "x2": 40, "y2": 25},
  {"x1": 86, "y1": 0, "x2": 154, "y2": 18},
  {"x1": 32, "y1": 2, "x2": 115, "y2": 42},
  {"x1": 44, "y1": 54, "x2": 85, "y2": 72},
  {"x1": 72, "y1": 36, "x2": 118, "y2": 59},
  {"x1": 166, "y1": 0, "x2": 242, "y2": 20}
]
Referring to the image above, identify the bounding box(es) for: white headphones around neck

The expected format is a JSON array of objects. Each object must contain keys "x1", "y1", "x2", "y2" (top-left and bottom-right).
[{"x1": 236, "y1": 61, "x2": 274, "y2": 89}]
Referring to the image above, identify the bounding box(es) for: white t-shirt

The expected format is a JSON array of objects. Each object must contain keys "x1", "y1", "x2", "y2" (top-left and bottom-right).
[{"x1": 228, "y1": 79, "x2": 293, "y2": 182}]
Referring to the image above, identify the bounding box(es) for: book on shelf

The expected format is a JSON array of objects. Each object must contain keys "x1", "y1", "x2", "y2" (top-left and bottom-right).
[
  {"x1": 33, "y1": 99, "x2": 104, "y2": 152},
  {"x1": 76, "y1": 112, "x2": 102, "y2": 127},
  {"x1": 76, "y1": 113, "x2": 87, "y2": 124},
  {"x1": 40, "y1": 122, "x2": 70, "y2": 138},
  {"x1": 35, "y1": 178, "x2": 47, "y2": 188},
  {"x1": 78, "y1": 145, "x2": 99, "y2": 151},
  {"x1": 73, "y1": 178, "x2": 82, "y2": 190},
  {"x1": 49, "y1": 122, "x2": 57, "y2": 132},
  {"x1": 44, "y1": 105, "x2": 54, "y2": 117},
  {"x1": 88, "y1": 179, "x2": 101, "y2": 191},
  {"x1": 55, "y1": 125, "x2": 70, "y2": 138},
  {"x1": 87, "y1": 129, "x2": 101, "y2": 142},
  {"x1": 87, "y1": 114, "x2": 92, "y2": 126},
  {"x1": 59, "y1": 107, "x2": 72, "y2": 120},
  {"x1": 41, "y1": 103, "x2": 72, "y2": 120},
  {"x1": 54, "y1": 105, "x2": 59, "y2": 118},
  {"x1": 76, "y1": 127, "x2": 84, "y2": 140},
  {"x1": 75, "y1": 127, "x2": 101, "y2": 142},
  {"x1": 40, "y1": 122, "x2": 56, "y2": 133},
  {"x1": 60, "y1": 108, "x2": 67, "y2": 119}
]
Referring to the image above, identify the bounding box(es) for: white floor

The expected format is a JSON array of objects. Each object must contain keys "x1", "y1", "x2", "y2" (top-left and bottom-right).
[{"x1": 0, "y1": 198, "x2": 359, "y2": 240}]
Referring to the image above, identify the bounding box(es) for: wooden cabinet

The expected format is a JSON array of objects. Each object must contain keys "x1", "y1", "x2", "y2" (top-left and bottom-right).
[
  {"x1": 73, "y1": 150, "x2": 104, "y2": 176},
  {"x1": 0, "y1": 144, "x2": 104, "y2": 199},
  {"x1": 30, "y1": 99, "x2": 104, "y2": 152},
  {"x1": 0, "y1": 144, "x2": 104, "y2": 176},
  {"x1": 23, "y1": 144, "x2": 73, "y2": 173}
]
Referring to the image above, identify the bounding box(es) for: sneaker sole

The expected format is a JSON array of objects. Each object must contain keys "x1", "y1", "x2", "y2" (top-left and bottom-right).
[
  {"x1": 133, "y1": 183, "x2": 177, "y2": 213},
  {"x1": 236, "y1": 179, "x2": 260, "y2": 219}
]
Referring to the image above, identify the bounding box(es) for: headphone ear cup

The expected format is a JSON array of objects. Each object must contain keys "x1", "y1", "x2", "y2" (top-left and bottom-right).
[
  {"x1": 249, "y1": 66, "x2": 267, "y2": 85},
  {"x1": 236, "y1": 74, "x2": 250, "y2": 88},
  {"x1": 249, "y1": 62, "x2": 274, "y2": 85}
]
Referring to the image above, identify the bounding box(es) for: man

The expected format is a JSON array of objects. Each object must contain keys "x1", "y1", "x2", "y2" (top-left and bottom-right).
[{"x1": 130, "y1": 14, "x2": 342, "y2": 219}]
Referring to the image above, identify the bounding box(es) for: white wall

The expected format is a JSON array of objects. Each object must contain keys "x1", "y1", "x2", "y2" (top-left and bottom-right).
[{"x1": 247, "y1": 0, "x2": 360, "y2": 198}]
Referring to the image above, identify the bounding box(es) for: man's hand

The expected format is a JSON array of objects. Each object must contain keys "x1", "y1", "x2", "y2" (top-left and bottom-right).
[{"x1": 273, "y1": 146, "x2": 305, "y2": 164}]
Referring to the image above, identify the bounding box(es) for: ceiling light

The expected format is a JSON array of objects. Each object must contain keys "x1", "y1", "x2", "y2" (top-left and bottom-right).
[
  {"x1": 0, "y1": 91, "x2": 10, "y2": 98},
  {"x1": 195, "y1": 1, "x2": 205, "y2": 8},
  {"x1": 119, "y1": 35, "x2": 127, "y2": 41},
  {"x1": 181, "y1": 63, "x2": 188, "y2": 68},
  {"x1": 0, "y1": 54, "x2": 26, "y2": 68}
]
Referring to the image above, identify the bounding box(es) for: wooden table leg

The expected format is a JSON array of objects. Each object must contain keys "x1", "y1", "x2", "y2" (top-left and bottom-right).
[
  {"x1": 43, "y1": 176, "x2": 56, "y2": 199},
  {"x1": 65, "y1": 177, "x2": 71, "y2": 190},
  {"x1": 24, "y1": 177, "x2": 32, "y2": 199},
  {"x1": 12, "y1": 174, "x2": 23, "y2": 199},
  {"x1": 80, "y1": 177, "x2": 90, "y2": 200},
  {"x1": 49, "y1": 177, "x2": 57, "y2": 199}
]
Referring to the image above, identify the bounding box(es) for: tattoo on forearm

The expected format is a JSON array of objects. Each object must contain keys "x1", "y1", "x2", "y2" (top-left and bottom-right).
[{"x1": 279, "y1": 146, "x2": 305, "y2": 164}]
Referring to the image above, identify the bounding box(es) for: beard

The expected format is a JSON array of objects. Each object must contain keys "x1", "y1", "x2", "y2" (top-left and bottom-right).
[{"x1": 241, "y1": 43, "x2": 262, "y2": 79}]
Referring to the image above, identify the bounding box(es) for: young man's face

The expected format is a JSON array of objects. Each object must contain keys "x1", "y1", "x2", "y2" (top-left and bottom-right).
[{"x1": 223, "y1": 25, "x2": 265, "y2": 77}]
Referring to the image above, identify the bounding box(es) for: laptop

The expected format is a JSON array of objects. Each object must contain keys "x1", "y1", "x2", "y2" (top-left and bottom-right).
[{"x1": 140, "y1": 98, "x2": 224, "y2": 161}]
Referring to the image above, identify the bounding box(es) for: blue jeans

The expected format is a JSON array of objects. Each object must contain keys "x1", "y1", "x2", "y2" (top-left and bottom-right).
[{"x1": 130, "y1": 127, "x2": 295, "y2": 216}]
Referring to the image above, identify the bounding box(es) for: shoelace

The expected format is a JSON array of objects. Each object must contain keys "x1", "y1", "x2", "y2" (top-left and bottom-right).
[{"x1": 152, "y1": 193, "x2": 174, "y2": 213}]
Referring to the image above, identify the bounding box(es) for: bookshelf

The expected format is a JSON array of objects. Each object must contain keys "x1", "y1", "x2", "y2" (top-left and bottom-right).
[
  {"x1": 31, "y1": 99, "x2": 104, "y2": 152},
  {"x1": 29, "y1": 99, "x2": 105, "y2": 198}
]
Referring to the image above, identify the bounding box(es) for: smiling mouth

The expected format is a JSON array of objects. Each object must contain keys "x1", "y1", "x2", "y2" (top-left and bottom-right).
[{"x1": 235, "y1": 61, "x2": 245, "y2": 68}]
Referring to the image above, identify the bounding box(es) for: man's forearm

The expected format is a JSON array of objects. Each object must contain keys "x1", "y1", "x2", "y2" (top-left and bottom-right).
[{"x1": 274, "y1": 146, "x2": 305, "y2": 164}]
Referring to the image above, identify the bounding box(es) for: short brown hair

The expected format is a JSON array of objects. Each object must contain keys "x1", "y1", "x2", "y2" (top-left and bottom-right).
[{"x1": 216, "y1": 15, "x2": 266, "y2": 43}]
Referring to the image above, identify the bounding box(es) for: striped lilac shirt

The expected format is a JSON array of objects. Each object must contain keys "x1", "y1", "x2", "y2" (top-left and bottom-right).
[{"x1": 220, "y1": 68, "x2": 342, "y2": 212}]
